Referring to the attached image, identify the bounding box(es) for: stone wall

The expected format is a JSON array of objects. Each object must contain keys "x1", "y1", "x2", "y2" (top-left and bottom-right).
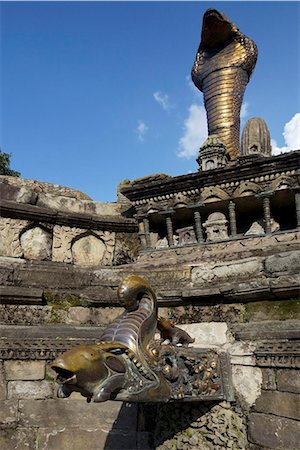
[
  {"x1": 0, "y1": 175, "x2": 139, "y2": 269},
  {"x1": 0, "y1": 359, "x2": 140, "y2": 450}
]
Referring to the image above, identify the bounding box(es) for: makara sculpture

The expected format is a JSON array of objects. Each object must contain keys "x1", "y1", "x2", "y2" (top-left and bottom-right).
[
  {"x1": 192, "y1": 8, "x2": 258, "y2": 160},
  {"x1": 52, "y1": 276, "x2": 230, "y2": 403}
]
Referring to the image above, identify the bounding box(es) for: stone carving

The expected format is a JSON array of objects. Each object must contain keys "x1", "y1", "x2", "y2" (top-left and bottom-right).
[
  {"x1": 241, "y1": 117, "x2": 272, "y2": 156},
  {"x1": 72, "y1": 235, "x2": 106, "y2": 267},
  {"x1": 0, "y1": 218, "x2": 29, "y2": 258},
  {"x1": 52, "y1": 276, "x2": 228, "y2": 403},
  {"x1": 197, "y1": 135, "x2": 229, "y2": 171},
  {"x1": 272, "y1": 175, "x2": 296, "y2": 191},
  {"x1": 0, "y1": 338, "x2": 99, "y2": 360},
  {"x1": 192, "y1": 8, "x2": 258, "y2": 159},
  {"x1": 245, "y1": 221, "x2": 265, "y2": 236},
  {"x1": 201, "y1": 186, "x2": 229, "y2": 203},
  {"x1": 52, "y1": 225, "x2": 115, "y2": 266},
  {"x1": 255, "y1": 341, "x2": 300, "y2": 368},
  {"x1": 245, "y1": 218, "x2": 280, "y2": 236},
  {"x1": 155, "y1": 237, "x2": 169, "y2": 249},
  {"x1": 176, "y1": 226, "x2": 197, "y2": 246},
  {"x1": 203, "y1": 212, "x2": 229, "y2": 241},
  {"x1": 20, "y1": 226, "x2": 52, "y2": 260},
  {"x1": 233, "y1": 181, "x2": 261, "y2": 198}
]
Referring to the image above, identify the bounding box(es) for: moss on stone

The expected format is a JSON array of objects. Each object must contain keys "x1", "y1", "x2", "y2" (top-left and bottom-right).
[
  {"x1": 245, "y1": 298, "x2": 300, "y2": 322},
  {"x1": 43, "y1": 291, "x2": 89, "y2": 308}
]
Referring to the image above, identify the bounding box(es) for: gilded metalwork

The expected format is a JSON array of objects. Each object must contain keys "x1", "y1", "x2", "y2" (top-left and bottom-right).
[
  {"x1": 192, "y1": 8, "x2": 258, "y2": 159},
  {"x1": 52, "y1": 275, "x2": 229, "y2": 403}
]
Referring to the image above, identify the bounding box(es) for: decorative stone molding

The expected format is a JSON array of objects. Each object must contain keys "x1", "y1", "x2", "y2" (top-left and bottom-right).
[
  {"x1": 255, "y1": 341, "x2": 300, "y2": 368},
  {"x1": 0, "y1": 218, "x2": 30, "y2": 258},
  {"x1": 272, "y1": 175, "x2": 296, "y2": 191},
  {"x1": 0, "y1": 338, "x2": 99, "y2": 360},
  {"x1": 201, "y1": 186, "x2": 229, "y2": 203},
  {"x1": 233, "y1": 181, "x2": 261, "y2": 198},
  {"x1": 52, "y1": 226, "x2": 115, "y2": 266}
]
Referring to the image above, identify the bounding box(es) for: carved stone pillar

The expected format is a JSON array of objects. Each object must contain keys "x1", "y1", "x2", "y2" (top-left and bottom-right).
[
  {"x1": 228, "y1": 200, "x2": 237, "y2": 238},
  {"x1": 162, "y1": 210, "x2": 175, "y2": 247},
  {"x1": 261, "y1": 194, "x2": 272, "y2": 234},
  {"x1": 295, "y1": 190, "x2": 300, "y2": 228},
  {"x1": 143, "y1": 217, "x2": 152, "y2": 249},
  {"x1": 137, "y1": 220, "x2": 146, "y2": 250},
  {"x1": 188, "y1": 204, "x2": 204, "y2": 243}
]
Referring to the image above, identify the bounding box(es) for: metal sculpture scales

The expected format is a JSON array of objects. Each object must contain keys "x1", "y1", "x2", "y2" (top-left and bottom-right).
[{"x1": 192, "y1": 8, "x2": 258, "y2": 160}]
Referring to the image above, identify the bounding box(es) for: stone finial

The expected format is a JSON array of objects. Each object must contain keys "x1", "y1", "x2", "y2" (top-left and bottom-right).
[
  {"x1": 241, "y1": 117, "x2": 272, "y2": 157},
  {"x1": 197, "y1": 135, "x2": 230, "y2": 171}
]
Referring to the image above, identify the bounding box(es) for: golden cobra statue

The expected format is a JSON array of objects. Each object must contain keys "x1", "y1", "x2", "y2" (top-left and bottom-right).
[{"x1": 192, "y1": 9, "x2": 258, "y2": 160}]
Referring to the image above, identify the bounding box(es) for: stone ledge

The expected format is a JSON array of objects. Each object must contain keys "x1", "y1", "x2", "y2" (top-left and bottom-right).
[
  {"x1": 231, "y1": 320, "x2": 300, "y2": 340},
  {"x1": 0, "y1": 200, "x2": 138, "y2": 233}
]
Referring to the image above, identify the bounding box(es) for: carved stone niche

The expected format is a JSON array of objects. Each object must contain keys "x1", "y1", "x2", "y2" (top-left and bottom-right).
[
  {"x1": 20, "y1": 226, "x2": 52, "y2": 260},
  {"x1": 197, "y1": 135, "x2": 229, "y2": 171},
  {"x1": 71, "y1": 235, "x2": 107, "y2": 267},
  {"x1": 176, "y1": 226, "x2": 197, "y2": 246},
  {"x1": 203, "y1": 212, "x2": 229, "y2": 242}
]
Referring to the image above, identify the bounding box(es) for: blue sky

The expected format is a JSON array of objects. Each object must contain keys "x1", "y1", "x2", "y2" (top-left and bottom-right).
[{"x1": 1, "y1": 1, "x2": 299, "y2": 202}]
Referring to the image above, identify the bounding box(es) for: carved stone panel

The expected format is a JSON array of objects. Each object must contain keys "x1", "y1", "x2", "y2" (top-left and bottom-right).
[
  {"x1": 20, "y1": 227, "x2": 52, "y2": 260},
  {"x1": 52, "y1": 225, "x2": 115, "y2": 267},
  {"x1": 0, "y1": 218, "x2": 29, "y2": 258}
]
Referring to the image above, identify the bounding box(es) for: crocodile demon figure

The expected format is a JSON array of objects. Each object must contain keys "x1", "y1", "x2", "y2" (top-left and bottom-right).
[{"x1": 52, "y1": 275, "x2": 229, "y2": 403}]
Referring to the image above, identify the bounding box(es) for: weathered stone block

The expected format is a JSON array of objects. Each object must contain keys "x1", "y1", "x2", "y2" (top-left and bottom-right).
[
  {"x1": 4, "y1": 360, "x2": 45, "y2": 380},
  {"x1": 265, "y1": 250, "x2": 300, "y2": 274},
  {"x1": 191, "y1": 257, "x2": 263, "y2": 284},
  {"x1": 19, "y1": 399, "x2": 137, "y2": 429},
  {"x1": 179, "y1": 322, "x2": 229, "y2": 347},
  {"x1": 277, "y1": 369, "x2": 300, "y2": 393},
  {"x1": 261, "y1": 368, "x2": 276, "y2": 390},
  {"x1": 254, "y1": 390, "x2": 300, "y2": 420},
  {"x1": 0, "y1": 400, "x2": 18, "y2": 428},
  {"x1": 227, "y1": 341, "x2": 256, "y2": 366},
  {"x1": 36, "y1": 427, "x2": 140, "y2": 450},
  {"x1": 0, "y1": 362, "x2": 6, "y2": 401},
  {"x1": 7, "y1": 381, "x2": 53, "y2": 400},
  {"x1": 231, "y1": 365, "x2": 262, "y2": 407},
  {"x1": 248, "y1": 412, "x2": 300, "y2": 449},
  {"x1": 0, "y1": 427, "x2": 35, "y2": 450}
]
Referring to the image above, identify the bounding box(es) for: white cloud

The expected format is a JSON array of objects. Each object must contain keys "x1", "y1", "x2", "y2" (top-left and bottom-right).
[
  {"x1": 271, "y1": 113, "x2": 300, "y2": 155},
  {"x1": 241, "y1": 101, "x2": 249, "y2": 119},
  {"x1": 178, "y1": 104, "x2": 207, "y2": 158},
  {"x1": 136, "y1": 121, "x2": 148, "y2": 142},
  {"x1": 153, "y1": 91, "x2": 172, "y2": 111}
]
